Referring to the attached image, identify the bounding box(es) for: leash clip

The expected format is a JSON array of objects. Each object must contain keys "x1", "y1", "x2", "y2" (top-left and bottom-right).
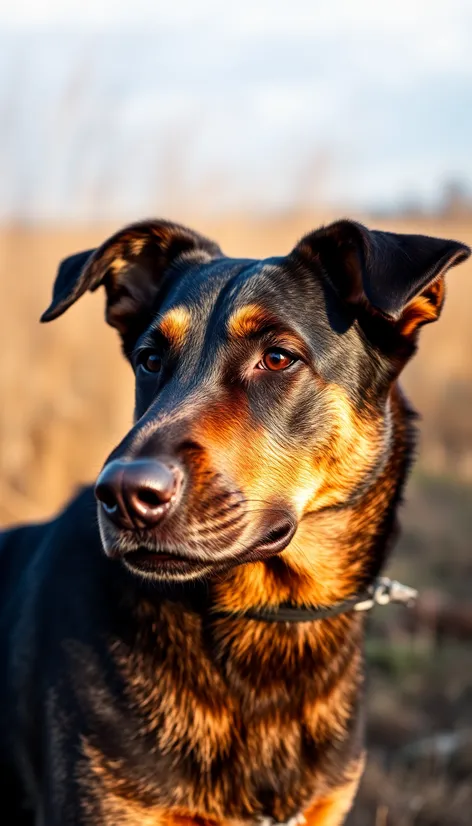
[{"x1": 354, "y1": 576, "x2": 418, "y2": 613}]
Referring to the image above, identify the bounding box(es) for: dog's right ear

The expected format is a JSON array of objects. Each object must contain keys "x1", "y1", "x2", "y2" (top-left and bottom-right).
[{"x1": 41, "y1": 220, "x2": 222, "y2": 351}]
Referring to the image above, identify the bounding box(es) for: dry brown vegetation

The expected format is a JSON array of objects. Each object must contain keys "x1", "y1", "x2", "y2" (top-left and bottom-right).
[{"x1": 0, "y1": 213, "x2": 471, "y2": 825}]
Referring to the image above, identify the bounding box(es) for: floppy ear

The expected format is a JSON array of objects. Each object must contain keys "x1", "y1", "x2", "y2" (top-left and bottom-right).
[
  {"x1": 41, "y1": 220, "x2": 222, "y2": 351},
  {"x1": 293, "y1": 220, "x2": 470, "y2": 338}
]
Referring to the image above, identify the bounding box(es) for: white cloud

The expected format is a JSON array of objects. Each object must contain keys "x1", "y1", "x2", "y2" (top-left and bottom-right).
[
  {"x1": 0, "y1": 2, "x2": 472, "y2": 219},
  {"x1": 1, "y1": 0, "x2": 471, "y2": 35}
]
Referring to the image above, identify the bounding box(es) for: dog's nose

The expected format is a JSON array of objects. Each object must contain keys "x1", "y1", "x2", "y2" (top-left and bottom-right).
[{"x1": 95, "y1": 459, "x2": 181, "y2": 529}]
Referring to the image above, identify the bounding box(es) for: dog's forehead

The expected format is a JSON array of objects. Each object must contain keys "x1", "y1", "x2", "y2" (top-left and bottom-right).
[
  {"x1": 164, "y1": 256, "x2": 271, "y2": 307},
  {"x1": 160, "y1": 254, "x2": 327, "y2": 331}
]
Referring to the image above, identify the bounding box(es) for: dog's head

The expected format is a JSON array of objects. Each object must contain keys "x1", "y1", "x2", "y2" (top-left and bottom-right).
[{"x1": 42, "y1": 220, "x2": 469, "y2": 582}]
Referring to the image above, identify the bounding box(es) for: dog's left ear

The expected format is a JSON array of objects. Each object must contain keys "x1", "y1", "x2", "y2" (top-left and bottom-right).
[
  {"x1": 41, "y1": 220, "x2": 222, "y2": 351},
  {"x1": 293, "y1": 220, "x2": 470, "y2": 337}
]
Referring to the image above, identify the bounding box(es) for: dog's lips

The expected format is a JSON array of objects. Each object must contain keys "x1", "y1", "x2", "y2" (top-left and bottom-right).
[
  {"x1": 112, "y1": 514, "x2": 297, "y2": 580},
  {"x1": 122, "y1": 547, "x2": 210, "y2": 577},
  {"x1": 129, "y1": 549, "x2": 175, "y2": 564}
]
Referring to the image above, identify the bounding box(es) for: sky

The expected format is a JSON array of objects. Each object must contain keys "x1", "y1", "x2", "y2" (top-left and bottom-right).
[{"x1": 1, "y1": 1, "x2": 472, "y2": 221}]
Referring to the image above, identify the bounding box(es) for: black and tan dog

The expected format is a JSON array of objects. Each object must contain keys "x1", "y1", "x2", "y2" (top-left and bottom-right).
[{"x1": 0, "y1": 219, "x2": 469, "y2": 825}]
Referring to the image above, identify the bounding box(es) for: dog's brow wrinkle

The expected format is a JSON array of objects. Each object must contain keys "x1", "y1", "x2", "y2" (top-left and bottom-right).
[{"x1": 158, "y1": 306, "x2": 191, "y2": 348}]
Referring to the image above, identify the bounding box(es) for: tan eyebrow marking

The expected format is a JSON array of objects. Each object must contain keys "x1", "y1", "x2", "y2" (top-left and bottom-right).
[
  {"x1": 227, "y1": 304, "x2": 275, "y2": 339},
  {"x1": 158, "y1": 307, "x2": 191, "y2": 349}
]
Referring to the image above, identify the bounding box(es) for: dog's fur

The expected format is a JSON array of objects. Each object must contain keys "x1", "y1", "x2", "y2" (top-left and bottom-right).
[{"x1": 0, "y1": 219, "x2": 469, "y2": 825}]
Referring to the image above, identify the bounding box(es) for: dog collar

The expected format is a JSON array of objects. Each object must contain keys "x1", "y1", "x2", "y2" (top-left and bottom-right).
[{"x1": 214, "y1": 577, "x2": 418, "y2": 623}]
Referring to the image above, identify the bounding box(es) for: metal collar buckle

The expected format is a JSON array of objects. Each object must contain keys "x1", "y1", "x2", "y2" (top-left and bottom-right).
[{"x1": 215, "y1": 577, "x2": 418, "y2": 624}]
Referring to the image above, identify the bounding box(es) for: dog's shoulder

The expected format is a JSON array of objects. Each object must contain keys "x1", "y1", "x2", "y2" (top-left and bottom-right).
[
  {"x1": 0, "y1": 485, "x2": 117, "y2": 683},
  {"x1": 0, "y1": 487, "x2": 121, "y2": 785}
]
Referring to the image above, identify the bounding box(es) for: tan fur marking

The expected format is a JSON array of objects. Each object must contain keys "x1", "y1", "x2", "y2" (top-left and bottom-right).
[
  {"x1": 159, "y1": 307, "x2": 191, "y2": 349},
  {"x1": 227, "y1": 304, "x2": 275, "y2": 339},
  {"x1": 109, "y1": 602, "x2": 238, "y2": 796},
  {"x1": 303, "y1": 753, "x2": 365, "y2": 826},
  {"x1": 83, "y1": 741, "x2": 224, "y2": 825},
  {"x1": 130, "y1": 237, "x2": 146, "y2": 256},
  {"x1": 81, "y1": 740, "x2": 162, "y2": 825},
  {"x1": 399, "y1": 276, "x2": 445, "y2": 336},
  {"x1": 109, "y1": 256, "x2": 129, "y2": 274},
  {"x1": 303, "y1": 655, "x2": 363, "y2": 741}
]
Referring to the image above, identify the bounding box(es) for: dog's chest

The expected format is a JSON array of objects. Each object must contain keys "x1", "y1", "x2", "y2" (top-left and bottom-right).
[{"x1": 82, "y1": 606, "x2": 355, "y2": 823}]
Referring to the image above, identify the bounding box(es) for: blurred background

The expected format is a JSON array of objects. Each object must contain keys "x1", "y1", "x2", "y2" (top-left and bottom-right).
[{"x1": 0, "y1": 2, "x2": 471, "y2": 823}]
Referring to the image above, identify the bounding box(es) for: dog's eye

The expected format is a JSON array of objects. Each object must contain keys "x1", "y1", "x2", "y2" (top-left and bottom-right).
[
  {"x1": 257, "y1": 349, "x2": 295, "y2": 371},
  {"x1": 138, "y1": 351, "x2": 163, "y2": 374}
]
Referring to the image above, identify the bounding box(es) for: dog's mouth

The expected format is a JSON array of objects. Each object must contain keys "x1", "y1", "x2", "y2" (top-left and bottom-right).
[
  {"x1": 120, "y1": 516, "x2": 296, "y2": 580},
  {"x1": 123, "y1": 547, "x2": 211, "y2": 578}
]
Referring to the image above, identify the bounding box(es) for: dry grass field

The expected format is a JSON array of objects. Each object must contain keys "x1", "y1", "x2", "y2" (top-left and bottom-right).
[{"x1": 0, "y1": 212, "x2": 471, "y2": 824}]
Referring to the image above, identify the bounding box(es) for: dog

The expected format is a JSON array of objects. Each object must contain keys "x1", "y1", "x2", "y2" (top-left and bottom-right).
[{"x1": 0, "y1": 219, "x2": 469, "y2": 825}]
